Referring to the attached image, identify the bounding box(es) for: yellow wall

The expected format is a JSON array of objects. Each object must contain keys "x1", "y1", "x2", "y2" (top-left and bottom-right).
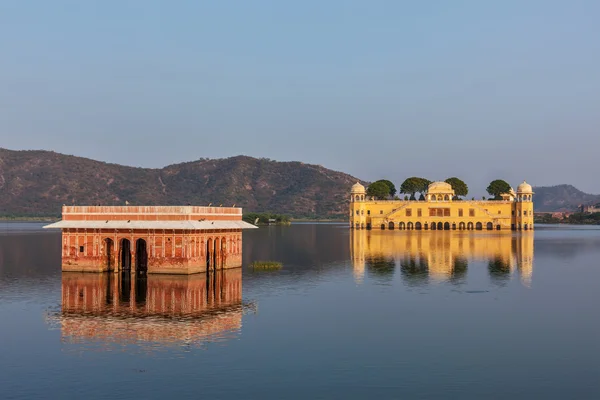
[{"x1": 350, "y1": 197, "x2": 533, "y2": 231}]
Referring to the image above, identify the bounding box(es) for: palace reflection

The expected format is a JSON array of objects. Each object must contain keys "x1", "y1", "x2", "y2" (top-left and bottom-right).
[
  {"x1": 351, "y1": 231, "x2": 534, "y2": 286},
  {"x1": 59, "y1": 270, "x2": 244, "y2": 347}
]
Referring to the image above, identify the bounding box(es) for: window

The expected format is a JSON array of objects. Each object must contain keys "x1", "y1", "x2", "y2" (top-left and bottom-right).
[
  {"x1": 356, "y1": 210, "x2": 360, "y2": 215},
  {"x1": 444, "y1": 209, "x2": 450, "y2": 217},
  {"x1": 361, "y1": 210, "x2": 364, "y2": 215},
  {"x1": 458, "y1": 209, "x2": 463, "y2": 217},
  {"x1": 498, "y1": 210, "x2": 501, "y2": 214},
  {"x1": 469, "y1": 209, "x2": 475, "y2": 217},
  {"x1": 79, "y1": 246, "x2": 84, "y2": 253},
  {"x1": 406, "y1": 209, "x2": 412, "y2": 217},
  {"x1": 523, "y1": 210, "x2": 527, "y2": 216},
  {"x1": 367, "y1": 210, "x2": 370, "y2": 215},
  {"x1": 380, "y1": 210, "x2": 383, "y2": 214},
  {"x1": 512, "y1": 210, "x2": 515, "y2": 216},
  {"x1": 417, "y1": 209, "x2": 422, "y2": 217}
]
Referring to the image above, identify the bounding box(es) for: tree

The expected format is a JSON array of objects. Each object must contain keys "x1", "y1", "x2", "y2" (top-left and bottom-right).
[
  {"x1": 373, "y1": 179, "x2": 396, "y2": 197},
  {"x1": 486, "y1": 179, "x2": 511, "y2": 199},
  {"x1": 367, "y1": 181, "x2": 391, "y2": 200},
  {"x1": 400, "y1": 177, "x2": 431, "y2": 197},
  {"x1": 445, "y1": 177, "x2": 469, "y2": 197}
]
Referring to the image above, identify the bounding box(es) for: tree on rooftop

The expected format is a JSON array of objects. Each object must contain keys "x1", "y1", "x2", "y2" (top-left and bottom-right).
[
  {"x1": 445, "y1": 177, "x2": 469, "y2": 198},
  {"x1": 400, "y1": 177, "x2": 431, "y2": 197},
  {"x1": 366, "y1": 181, "x2": 391, "y2": 200},
  {"x1": 486, "y1": 179, "x2": 511, "y2": 199},
  {"x1": 374, "y1": 179, "x2": 397, "y2": 197}
]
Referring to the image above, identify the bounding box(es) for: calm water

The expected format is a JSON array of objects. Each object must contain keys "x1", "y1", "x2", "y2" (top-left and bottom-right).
[{"x1": 1, "y1": 222, "x2": 599, "y2": 399}]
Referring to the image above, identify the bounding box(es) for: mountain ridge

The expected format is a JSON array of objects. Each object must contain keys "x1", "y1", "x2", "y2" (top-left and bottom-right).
[{"x1": 0, "y1": 148, "x2": 597, "y2": 217}]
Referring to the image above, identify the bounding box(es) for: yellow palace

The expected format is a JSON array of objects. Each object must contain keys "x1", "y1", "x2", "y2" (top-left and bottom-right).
[{"x1": 349, "y1": 180, "x2": 534, "y2": 231}]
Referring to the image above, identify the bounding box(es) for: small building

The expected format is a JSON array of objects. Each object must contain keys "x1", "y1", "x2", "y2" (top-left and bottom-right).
[
  {"x1": 579, "y1": 203, "x2": 600, "y2": 213},
  {"x1": 44, "y1": 205, "x2": 257, "y2": 274},
  {"x1": 349, "y1": 181, "x2": 534, "y2": 231}
]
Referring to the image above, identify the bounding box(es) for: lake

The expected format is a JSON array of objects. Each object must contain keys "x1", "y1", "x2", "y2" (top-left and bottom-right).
[{"x1": 1, "y1": 222, "x2": 599, "y2": 399}]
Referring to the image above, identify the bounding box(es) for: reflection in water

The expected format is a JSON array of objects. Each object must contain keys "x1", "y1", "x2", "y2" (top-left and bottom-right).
[
  {"x1": 351, "y1": 230, "x2": 534, "y2": 286},
  {"x1": 58, "y1": 269, "x2": 245, "y2": 348}
]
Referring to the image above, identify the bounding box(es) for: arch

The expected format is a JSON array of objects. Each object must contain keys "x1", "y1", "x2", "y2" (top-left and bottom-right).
[
  {"x1": 206, "y1": 237, "x2": 213, "y2": 269},
  {"x1": 414, "y1": 222, "x2": 420, "y2": 230},
  {"x1": 437, "y1": 195, "x2": 443, "y2": 201},
  {"x1": 431, "y1": 222, "x2": 437, "y2": 230},
  {"x1": 424, "y1": 223, "x2": 429, "y2": 230},
  {"x1": 355, "y1": 223, "x2": 360, "y2": 229},
  {"x1": 399, "y1": 222, "x2": 406, "y2": 230},
  {"x1": 430, "y1": 196, "x2": 436, "y2": 202},
  {"x1": 452, "y1": 223, "x2": 456, "y2": 230},
  {"x1": 459, "y1": 222, "x2": 466, "y2": 230},
  {"x1": 104, "y1": 238, "x2": 114, "y2": 271},
  {"x1": 380, "y1": 224, "x2": 386, "y2": 230},
  {"x1": 361, "y1": 195, "x2": 364, "y2": 201},
  {"x1": 467, "y1": 222, "x2": 474, "y2": 230},
  {"x1": 476, "y1": 222, "x2": 483, "y2": 230},
  {"x1": 389, "y1": 222, "x2": 395, "y2": 230},
  {"x1": 355, "y1": 195, "x2": 360, "y2": 201},
  {"x1": 486, "y1": 222, "x2": 493, "y2": 231},
  {"x1": 444, "y1": 222, "x2": 450, "y2": 230},
  {"x1": 444, "y1": 195, "x2": 450, "y2": 201},
  {"x1": 437, "y1": 222, "x2": 443, "y2": 230},
  {"x1": 496, "y1": 225, "x2": 501, "y2": 230},
  {"x1": 135, "y1": 239, "x2": 148, "y2": 273},
  {"x1": 524, "y1": 223, "x2": 529, "y2": 231},
  {"x1": 120, "y1": 239, "x2": 131, "y2": 271},
  {"x1": 361, "y1": 223, "x2": 365, "y2": 229}
]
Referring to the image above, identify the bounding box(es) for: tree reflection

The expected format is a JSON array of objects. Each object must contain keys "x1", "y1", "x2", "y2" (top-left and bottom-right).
[
  {"x1": 488, "y1": 257, "x2": 512, "y2": 285},
  {"x1": 366, "y1": 255, "x2": 395, "y2": 280},
  {"x1": 450, "y1": 257, "x2": 468, "y2": 284},
  {"x1": 400, "y1": 255, "x2": 428, "y2": 286}
]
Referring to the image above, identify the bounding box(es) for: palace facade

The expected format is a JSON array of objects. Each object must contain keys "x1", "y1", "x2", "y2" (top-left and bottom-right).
[
  {"x1": 349, "y1": 181, "x2": 534, "y2": 231},
  {"x1": 44, "y1": 205, "x2": 257, "y2": 274}
]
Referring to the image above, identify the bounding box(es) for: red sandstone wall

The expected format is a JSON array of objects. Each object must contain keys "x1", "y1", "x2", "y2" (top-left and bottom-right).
[{"x1": 61, "y1": 229, "x2": 243, "y2": 274}]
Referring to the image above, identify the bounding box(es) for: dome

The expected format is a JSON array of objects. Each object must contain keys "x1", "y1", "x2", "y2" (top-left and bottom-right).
[
  {"x1": 517, "y1": 181, "x2": 533, "y2": 193},
  {"x1": 351, "y1": 182, "x2": 366, "y2": 193},
  {"x1": 427, "y1": 181, "x2": 454, "y2": 194}
]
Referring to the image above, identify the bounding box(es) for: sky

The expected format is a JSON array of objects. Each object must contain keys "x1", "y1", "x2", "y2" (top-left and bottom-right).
[{"x1": 1, "y1": 0, "x2": 599, "y2": 194}]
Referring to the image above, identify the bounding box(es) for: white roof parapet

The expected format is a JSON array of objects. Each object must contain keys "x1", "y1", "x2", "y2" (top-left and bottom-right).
[{"x1": 43, "y1": 220, "x2": 258, "y2": 230}]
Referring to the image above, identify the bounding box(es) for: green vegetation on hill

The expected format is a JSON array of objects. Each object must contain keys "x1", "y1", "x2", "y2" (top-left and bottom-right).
[{"x1": 0, "y1": 148, "x2": 362, "y2": 219}]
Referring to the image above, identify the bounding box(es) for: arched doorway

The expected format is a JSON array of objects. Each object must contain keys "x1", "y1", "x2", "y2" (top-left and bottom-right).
[
  {"x1": 431, "y1": 222, "x2": 436, "y2": 230},
  {"x1": 437, "y1": 222, "x2": 443, "y2": 230},
  {"x1": 120, "y1": 239, "x2": 131, "y2": 271},
  {"x1": 476, "y1": 222, "x2": 483, "y2": 230},
  {"x1": 135, "y1": 239, "x2": 148, "y2": 273},
  {"x1": 524, "y1": 223, "x2": 528, "y2": 231},
  {"x1": 467, "y1": 222, "x2": 474, "y2": 230},
  {"x1": 399, "y1": 222, "x2": 406, "y2": 230},
  {"x1": 486, "y1": 222, "x2": 493, "y2": 231},
  {"x1": 424, "y1": 223, "x2": 428, "y2": 230},
  {"x1": 452, "y1": 223, "x2": 456, "y2": 230},
  {"x1": 444, "y1": 222, "x2": 450, "y2": 230},
  {"x1": 496, "y1": 225, "x2": 501, "y2": 230},
  {"x1": 389, "y1": 222, "x2": 395, "y2": 230},
  {"x1": 414, "y1": 222, "x2": 420, "y2": 230},
  {"x1": 104, "y1": 238, "x2": 114, "y2": 271},
  {"x1": 206, "y1": 238, "x2": 213, "y2": 269},
  {"x1": 380, "y1": 224, "x2": 385, "y2": 230},
  {"x1": 459, "y1": 222, "x2": 466, "y2": 230}
]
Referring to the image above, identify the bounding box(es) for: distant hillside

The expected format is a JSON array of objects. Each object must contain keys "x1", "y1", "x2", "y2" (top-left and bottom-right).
[
  {"x1": 533, "y1": 184, "x2": 600, "y2": 212},
  {"x1": 0, "y1": 149, "x2": 362, "y2": 218}
]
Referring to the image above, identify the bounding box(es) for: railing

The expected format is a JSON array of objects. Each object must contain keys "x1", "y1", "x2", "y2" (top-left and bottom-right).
[{"x1": 62, "y1": 206, "x2": 242, "y2": 215}]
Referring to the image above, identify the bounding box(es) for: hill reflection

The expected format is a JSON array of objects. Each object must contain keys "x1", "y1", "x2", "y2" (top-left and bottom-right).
[
  {"x1": 351, "y1": 231, "x2": 534, "y2": 286},
  {"x1": 58, "y1": 269, "x2": 247, "y2": 348}
]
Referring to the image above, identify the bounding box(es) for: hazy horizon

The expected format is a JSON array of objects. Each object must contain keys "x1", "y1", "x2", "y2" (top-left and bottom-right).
[{"x1": 2, "y1": 1, "x2": 599, "y2": 192}]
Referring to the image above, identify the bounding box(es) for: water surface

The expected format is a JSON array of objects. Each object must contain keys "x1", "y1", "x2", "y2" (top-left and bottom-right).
[{"x1": 1, "y1": 222, "x2": 599, "y2": 399}]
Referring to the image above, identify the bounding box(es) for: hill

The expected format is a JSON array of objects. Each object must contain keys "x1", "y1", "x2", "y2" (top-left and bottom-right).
[
  {"x1": 0, "y1": 149, "x2": 362, "y2": 219},
  {"x1": 533, "y1": 184, "x2": 600, "y2": 212}
]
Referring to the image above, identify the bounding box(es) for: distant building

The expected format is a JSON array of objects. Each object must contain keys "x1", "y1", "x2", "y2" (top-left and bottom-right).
[
  {"x1": 349, "y1": 181, "x2": 534, "y2": 231},
  {"x1": 579, "y1": 204, "x2": 600, "y2": 213}
]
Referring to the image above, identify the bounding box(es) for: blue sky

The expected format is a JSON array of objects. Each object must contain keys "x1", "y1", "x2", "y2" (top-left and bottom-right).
[{"x1": 1, "y1": 1, "x2": 599, "y2": 193}]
